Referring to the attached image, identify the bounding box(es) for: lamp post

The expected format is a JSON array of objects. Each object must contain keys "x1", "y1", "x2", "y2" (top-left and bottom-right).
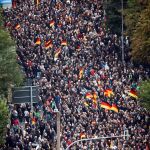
[
  {"x1": 66, "y1": 129, "x2": 129, "y2": 150},
  {"x1": 54, "y1": 108, "x2": 61, "y2": 150},
  {"x1": 121, "y1": 0, "x2": 125, "y2": 65}
]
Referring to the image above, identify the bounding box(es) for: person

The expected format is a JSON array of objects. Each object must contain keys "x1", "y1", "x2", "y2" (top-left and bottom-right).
[{"x1": 3, "y1": 0, "x2": 150, "y2": 149}]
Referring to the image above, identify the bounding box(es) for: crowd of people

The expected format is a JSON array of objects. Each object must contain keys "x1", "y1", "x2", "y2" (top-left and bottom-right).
[{"x1": 2, "y1": 0, "x2": 150, "y2": 149}]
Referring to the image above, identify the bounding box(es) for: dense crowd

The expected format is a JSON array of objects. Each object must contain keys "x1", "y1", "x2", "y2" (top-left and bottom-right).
[{"x1": 3, "y1": 0, "x2": 150, "y2": 149}]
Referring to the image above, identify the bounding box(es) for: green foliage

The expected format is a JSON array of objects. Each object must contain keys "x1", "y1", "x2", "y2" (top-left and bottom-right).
[
  {"x1": 0, "y1": 12, "x2": 24, "y2": 97},
  {"x1": 0, "y1": 8, "x2": 4, "y2": 27},
  {"x1": 139, "y1": 80, "x2": 150, "y2": 110},
  {"x1": 124, "y1": 0, "x2": 148, "y2": 36},
  {"x1": 130, "y1": 2, "x2": 150, "y2": 64},
  {"x1": 124, "y1": 0, "x2": 150, "y2": 64},
  {"x1": 0, "y1": 100, "x2": 9, "y2": 146}
]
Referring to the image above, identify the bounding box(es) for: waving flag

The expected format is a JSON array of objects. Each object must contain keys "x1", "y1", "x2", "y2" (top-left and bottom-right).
[
  {"x1": 100, "y1": 101, "x2": 111, "y2": 110},
  {"x1": 49, "y1": 20, "x2": 55, "y2": 27},
  {"x1": 128, "y1": 89, "x2": 138, "y2": 99},
  {"x1": 93, "y1": 92, "x2": 98, "y2": 99},
  {"x1": 104, "y1": 89, "x2": 114, "y2": 97},
  {"x1": 32, "y1": 117, "x2": 36, "y2": 125},
  {"x1": 85, "y1": 92, "x2": 93, "y2": 99},
  {"x1": 15, "y1": 24, "x2": 20, "y2": 30},
  {"x1": 45, "y1": 40, "x2": 53, "y2": 49},
  {"x1": 54, "y1": 48, "x2": 61, "y2": 60},
  {"x1": 111, "y1": 104, "x2": 119, "y2": 113},
  {"x1": 35, "y1": 37, "x2": 41, "y2": 45}
]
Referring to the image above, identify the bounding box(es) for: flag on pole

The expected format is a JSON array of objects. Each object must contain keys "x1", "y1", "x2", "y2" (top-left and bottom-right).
[
  {"x1": 32, "y1": 117, "x2": 36, "y2": 125},
  {"x1": 85, "y1": 92, "x2": 93, "y2": 99},
  {"x1": 49, "y1": 20, "x2": 55, "y2": 27},
  {"x1": 35, "y1": 37, "x2": 41, "y2": 45},
  {"x1": 100, "y1": 101, "x2": 111, "y2": 110},
  {"x1": 45, "y1": 40, "x2": 53, "y2": 49},
  {"x1": 111, "y1": 104, "x2": 119, "y2": 113},
  {"x1": 93, "y1": 92, "x2": 98, "y2": 99},
  {"x1": 104, "y1": 89, "x2": 114, "y2": 97},
  {"x1": 128, "y1": 89, "x2": 138, "y2": 99},
  {"x1": 15, "y1": 24, "x2": 21, "y2": 30}
]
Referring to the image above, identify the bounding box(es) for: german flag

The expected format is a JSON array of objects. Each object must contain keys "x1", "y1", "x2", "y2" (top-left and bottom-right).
[
  {"x1": 49, "y1": 20, "x2": 55, "y2": 27},
  {"x1": 92, "y1": 98, "x2": 97, "y2": 104},
  {"x1": 54, "y1": 48, "x2": 61, "y2": 59},
  {"x1": 15, "y1": 24, "x2": 20, "y2": 30},
  {"x1": 93, "y1": 92, "x2": 98, "y2": 99},
  {"x1": 45, "y1": 40, "x2": 53, "y2": 49},
  {"x1": 79, "y1": 68, "x2": 84, "y2": 79},
  {"x1": 100, "y1": 101, "x2": 111, "y2": 110},
  {"x1": 104, "y1": 89, "x2": 114, "y2": 97},
  {"x1": 35, "y1": 37, "x2": 41, "y2": 45},
  {"x1": 84, "y1": 102, "x2": 89, "y2": 107},
  {"x1": 128, "y1": 89, "x2": 138, "y2": 99},
  {"x1": 32, "y1": 117, "x2": 36, "y2": 125},
  {"x1": 111, "y1": 104, "x2": 119, "y2": 113},
  {"x1": 80, "y1": 133, "x2": 86, "y2": 139},
  {"x1": 61, "y1": 40, "x2": 67, "y2": 46},
  {"x1": 85, "y1": 92, "x2": 93, "y2": 99},
  {"x1": 92, "y1": 99, "x2": 97, "y2": 109}
]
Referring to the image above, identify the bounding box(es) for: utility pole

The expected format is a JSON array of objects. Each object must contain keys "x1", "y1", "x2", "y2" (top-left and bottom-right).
[
  {"x1": 55, "y1": 109, "x2": 60, "y2": 150},
  {"x1": 30, "y1": 86, "x2": 33, "y2": 116},
  {"x1": 121, "y1": 0, "x2": 124, "y2": 65}
]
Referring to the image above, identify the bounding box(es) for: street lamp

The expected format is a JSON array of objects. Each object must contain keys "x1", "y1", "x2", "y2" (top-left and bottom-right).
[
  {"x1": 66, "y1": 129, "x2": 129, "y2": 150},
  {"x1": 121, "y1": 0, "x2": 125, "y2": 64},
  {"x1": 54, "y1": 108, "x2": 61, "y2": 150}
]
